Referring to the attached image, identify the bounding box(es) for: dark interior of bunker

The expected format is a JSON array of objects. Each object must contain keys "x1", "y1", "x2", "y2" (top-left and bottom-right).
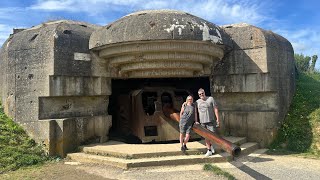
[{"x1": 108, "y1": 77, "x2": 210, "y2": 144}]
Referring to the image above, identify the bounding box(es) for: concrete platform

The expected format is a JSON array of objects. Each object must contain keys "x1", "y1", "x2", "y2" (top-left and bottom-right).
[
  {"x1": 68, "y1": 152, "x2": 232, "y2": 169},
  {"x1": 67, "y1": 136, "x2": 259, "y2": 169},
  {"x1": 80, "y1": 136, "x2": 247, "y2": 158}
]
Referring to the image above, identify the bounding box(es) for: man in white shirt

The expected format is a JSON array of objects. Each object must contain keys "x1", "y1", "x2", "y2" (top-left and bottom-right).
[{"x1": 195, "y1": 88, "x2": 220, "y2": 156}]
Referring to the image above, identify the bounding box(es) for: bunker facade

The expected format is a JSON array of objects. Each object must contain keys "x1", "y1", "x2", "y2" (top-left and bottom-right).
[{"x1": 0, "y1": 10, "x2": 295, "y2": 156}]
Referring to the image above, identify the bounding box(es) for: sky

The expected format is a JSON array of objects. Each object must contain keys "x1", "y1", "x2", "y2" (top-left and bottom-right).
[{"x1": 0, "y1": 0, "x2": 319, "y2": 69}]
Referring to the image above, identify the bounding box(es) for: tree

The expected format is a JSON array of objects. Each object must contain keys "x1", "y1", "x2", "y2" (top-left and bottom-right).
[
  {"x1": 295, "y1": 54, "x2": 311, "y2": 72},
  {"x1": 310, "y1": 55, "x2": 318, "y2": 72}
]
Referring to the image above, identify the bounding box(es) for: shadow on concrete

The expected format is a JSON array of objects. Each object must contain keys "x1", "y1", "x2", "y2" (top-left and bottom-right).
[
  {"x1": 230, "y1": 156, "x2": 274, "y2": 180},
  {"x1": 229, "y1": 152, "x2": 274, "y2": 179},
  {"x1": 231, "y1": 161, "x2": 272, "y2": 180},
  {"x1": 249, "y1": 157, "x2": 274, "y2": 163}
]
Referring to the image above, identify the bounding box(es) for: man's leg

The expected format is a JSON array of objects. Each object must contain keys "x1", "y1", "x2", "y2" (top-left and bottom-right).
[
  {"x1": 202, "y1": 123, "x2": 216, "y2": 156},
  {"x1": 205, "y1": 139, "x2": 211, "y2": 149}
]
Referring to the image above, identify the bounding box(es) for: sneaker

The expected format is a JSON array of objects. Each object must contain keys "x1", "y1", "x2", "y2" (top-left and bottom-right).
[
  {"x1": 204, "y1": 150, "x2": 213, "y2": 157},
  {"x1": 183, "y1": 144, "x2": 188, "y2": 150},
  {"x1": 211, "y1": 146, "x2": 215, "y2": 154}
]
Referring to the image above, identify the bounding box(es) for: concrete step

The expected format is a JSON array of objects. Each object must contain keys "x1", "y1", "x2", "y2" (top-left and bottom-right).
[
  {"x1": 80, "y1": 136, "x2": 247, "y2": 159},
  {"x1": 239, "y1": 142, "x2": 259, "y2": 156},
  {"x1": 67, "y1": 152, "x2": 232, "y2": 169},
  {"x1": 67, "y1": 144, "x2": 258, "y2": 169},
  {"x1": 66, "y1": 136, "x2": 257, "y2": 169}
]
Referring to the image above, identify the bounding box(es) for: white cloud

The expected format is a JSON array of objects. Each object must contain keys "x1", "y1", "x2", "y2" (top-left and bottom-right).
[
  {"x1": 29, "y1": 0, "x2": 268, "y2": 25},
  {"x1": 0, "y1": 24, "x2": 13, "y2": 46},
  {"x1": 275, "y1": 29, "x2": 320, "y2": 54},
  {"x1": 30, "y1": 0, "x2": 75, "y2": 11},
  {"x1": 178, "y1": 0, "x2": 268, "y2": 25},
  {"x1": 275, "y1": 28, "x2": 320, "y2": 69},
  {"x1": 0, "y1": 7, "x2": 24, "y2": 20}
]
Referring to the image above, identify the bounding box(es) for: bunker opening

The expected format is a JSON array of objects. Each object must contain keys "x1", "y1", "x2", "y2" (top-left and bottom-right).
[{"x1": 108, "y1": 77, "x2": 210, "y2": 144}]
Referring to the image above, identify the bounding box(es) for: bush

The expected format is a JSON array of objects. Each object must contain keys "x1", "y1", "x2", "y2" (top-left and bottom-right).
[
  {"x1": 270, "y1": 72, "x2": 320, "y2": 155},
  {"x1": 0, "y1": 102, "x2": 49, "y2": 173}
]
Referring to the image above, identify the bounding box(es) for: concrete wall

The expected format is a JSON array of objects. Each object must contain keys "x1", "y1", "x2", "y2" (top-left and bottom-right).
[
  {"x1": 0, "y1": 20, "x2": 112, "y2": 157},
  {"x1": 212, "y1": 23, "x2": 295, "y2": 147}
]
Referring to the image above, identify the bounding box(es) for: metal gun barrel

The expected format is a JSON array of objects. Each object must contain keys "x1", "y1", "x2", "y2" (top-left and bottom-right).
[{"x1": 163, "y1": 105, "x2": 241, "y2": 157}]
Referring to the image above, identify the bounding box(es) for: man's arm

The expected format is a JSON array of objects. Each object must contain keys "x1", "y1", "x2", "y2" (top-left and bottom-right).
[
  {"x1": 214, "y1": 106, "x2": 220, "y2": 127},
  {"x1": 195, "y1": 102, "x2": 199, "y2": 124}
]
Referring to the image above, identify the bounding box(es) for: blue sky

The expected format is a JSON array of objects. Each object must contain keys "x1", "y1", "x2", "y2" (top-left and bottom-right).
[{"x1": 1, "y1": 0, "x2": 319, "y2": 69}]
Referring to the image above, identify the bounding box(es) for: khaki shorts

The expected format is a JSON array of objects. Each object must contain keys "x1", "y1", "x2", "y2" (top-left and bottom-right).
[{"x1": 200, "y1": 122, "x2": 215, "y2": 132}]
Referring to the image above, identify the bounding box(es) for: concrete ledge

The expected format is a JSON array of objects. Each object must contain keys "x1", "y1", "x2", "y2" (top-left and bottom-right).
[
  {"x1": 39, "y1": 95, "x2": 109, "y2": 119},
  {"x1": 80, "y1": 137, "x2": 247, "y2": 158},
  {"x1": 67, "y1": 152, "x2": 231, "y2": 169},
  {"x1": 239, "y1": 142, "x2": 259, "y2": 155}
]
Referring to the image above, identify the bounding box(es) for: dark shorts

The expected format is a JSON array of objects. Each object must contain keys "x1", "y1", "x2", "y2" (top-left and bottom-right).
[
  {"x1": 200, "y1": 122, "x2": 215, "y2": 132},
  {"x1": 180, "y1": 123, "x2": 193, "y2": 134}
]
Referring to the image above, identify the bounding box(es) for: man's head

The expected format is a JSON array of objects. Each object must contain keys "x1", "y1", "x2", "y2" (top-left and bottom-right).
[{"x1": 198, "y1": 88, "x2": 206, "y2": 100}]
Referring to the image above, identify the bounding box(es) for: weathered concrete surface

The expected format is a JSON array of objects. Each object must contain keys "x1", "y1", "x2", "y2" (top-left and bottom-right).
[
  {"x1": 0, "y1": 20, "x2": 114, "y2": 157},
  {"x1": 79, "y1": 137, "x2": 246, "y2": 159},
  {"x1": 90, "y1": 10, "x2": 226, "y2": 78},
  {"x1": 38, "y1": 96, "x2": 109, "y2": 119},
  {"x1": 49, "y1": 76, "x2": 111, "y2": 96},
  {"x1": 90, "y1": 9, "x2": 224, "y2": 48},
  {"x1": 213, "y1": 23, "x2": 295, "y2": 147}
]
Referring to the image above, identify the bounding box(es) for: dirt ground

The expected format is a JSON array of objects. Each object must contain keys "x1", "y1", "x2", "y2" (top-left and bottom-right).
[
  {"x1": 2, "y1": 153, "x2": 320, "y2": 180},
  {"x1": 0, "y1": 161, "x2": 226, "y2": 180}
]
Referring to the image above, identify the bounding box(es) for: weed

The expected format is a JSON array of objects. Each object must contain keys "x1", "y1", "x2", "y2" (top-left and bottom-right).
[{"x1": 203, "y1": 164, "x2": 235, "y2": 180}]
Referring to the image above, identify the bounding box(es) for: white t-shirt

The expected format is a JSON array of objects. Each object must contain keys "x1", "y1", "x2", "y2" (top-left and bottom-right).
[{"x1": 196, "y1": 96, "x2": 217, "y2": 123}]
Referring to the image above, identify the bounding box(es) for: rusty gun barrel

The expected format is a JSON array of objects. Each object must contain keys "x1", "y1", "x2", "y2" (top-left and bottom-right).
[{"x1": 162, "y1": 105, "x2": 241, "y2": 157}]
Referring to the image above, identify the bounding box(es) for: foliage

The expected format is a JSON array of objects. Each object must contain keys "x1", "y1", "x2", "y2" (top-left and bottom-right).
[
  {"x1": 270, "y1": 72, "x2": 320, "y2": 156},
  {"x1": 0, "y1": 102, "x2": 49, "y2": 173},
  {"x1": 310, "y1": 55, "x2": 318, "y2": 72},
  {"x1": 295, "y1": 53, "x2": 311, "y2": 72},
  {"x1": 203, "y1": 164, "x2": 235, "y2": 180},
  {"x1": 295, "y1": 53, "x2": 319, "y2": 73}
]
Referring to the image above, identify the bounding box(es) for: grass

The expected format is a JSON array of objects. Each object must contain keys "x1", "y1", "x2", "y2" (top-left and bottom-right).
[
  {"x1": 203, "y1": 164, "x2": 236, "y2": 180},
  {"x1": 0, "y1": 102, "x2": 49, "y2": 173},
  {"x1": 269, "y1": 72, "x2": 320, "y2": 157}
]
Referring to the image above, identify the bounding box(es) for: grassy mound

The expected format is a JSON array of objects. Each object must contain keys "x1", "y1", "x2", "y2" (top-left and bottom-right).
[
  {"x1": 270, "y1": 72, "x2": 320, "y2": 156},
  {"x1": 0, "y1": 103, "x2": 48, "y2": 173}
]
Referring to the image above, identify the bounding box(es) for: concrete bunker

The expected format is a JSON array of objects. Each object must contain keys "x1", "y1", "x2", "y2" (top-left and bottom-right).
[
  {"x1": 0, "y1": 10, "x2": 296, "y2": 157},
  {"x1": 108, "y1": 77, "x2": 210, "y2": 143}
]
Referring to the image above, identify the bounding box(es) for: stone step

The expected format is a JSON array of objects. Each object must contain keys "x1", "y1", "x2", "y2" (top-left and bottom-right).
[
  {"x1": 66, "y1": 137, "x2": 257, "y2": 169},
  {"x1": 67, "y1": 152, "x2": 232, "y2": 169},
  {"x1": 80, "y1": 136, "x2": 247, "y2": 159},
  {"x1": 239, "y1": 142, "x2": 259, "y2": 156}
]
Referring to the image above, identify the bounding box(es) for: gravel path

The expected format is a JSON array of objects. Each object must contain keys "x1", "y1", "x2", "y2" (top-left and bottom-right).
[{"x1": 2, "y1": 150, "x2": 320, "y2": 180}]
